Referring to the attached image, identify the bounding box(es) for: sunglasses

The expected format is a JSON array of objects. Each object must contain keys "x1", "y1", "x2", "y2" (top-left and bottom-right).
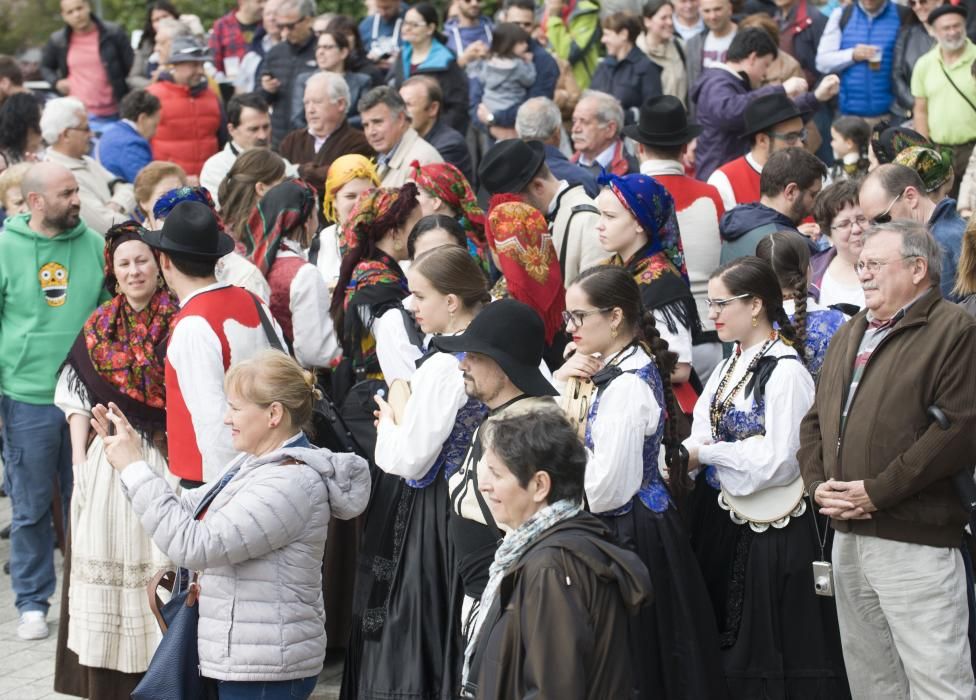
[
  {"x1": 277, "y1": 17, "x2": 308, "y2": 31},
  {"x1": 870, "y1": 192, "x2": 902, "y2": 225}
]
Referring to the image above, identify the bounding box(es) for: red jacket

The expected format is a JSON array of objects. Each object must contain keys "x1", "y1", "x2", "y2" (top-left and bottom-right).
[{"x1": 147, "y1": 79, "x2": 222, "y2": 177}]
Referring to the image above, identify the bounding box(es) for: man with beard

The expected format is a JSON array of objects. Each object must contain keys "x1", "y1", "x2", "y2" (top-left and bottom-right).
[
  {"x1": 911, "y1": 4, "x2": 976, "y2": 200},
  {"x1": 200, "y1": 92, "x2": 275, "y2": 205},
  {"x1": 430, "y1": 299, "x2": 557, "y2": 668},
  {"x1": 719, "y1": 146, "x2": 826, "y2": 263},
  {"x1": 0, "y1": 162, "x2": 105, "y2": 641}
]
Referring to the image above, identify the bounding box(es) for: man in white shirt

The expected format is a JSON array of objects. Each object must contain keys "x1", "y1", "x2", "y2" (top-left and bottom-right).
[
  {"x1": 41, "y1": 96, "x2": 135, "y2": 235},
  {"x1": 199, "y1": 92, "x2": 273, "y2": 205}
]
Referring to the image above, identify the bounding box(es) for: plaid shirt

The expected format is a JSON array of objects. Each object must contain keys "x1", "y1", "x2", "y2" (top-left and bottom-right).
[{"x1": 208, "y1": 10, "x2": 260, "y2": 73}]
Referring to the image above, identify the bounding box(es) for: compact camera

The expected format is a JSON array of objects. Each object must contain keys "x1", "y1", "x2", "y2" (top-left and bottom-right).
[{"x1": 812, "y1": 560, "x2": 834, "y2": 597}]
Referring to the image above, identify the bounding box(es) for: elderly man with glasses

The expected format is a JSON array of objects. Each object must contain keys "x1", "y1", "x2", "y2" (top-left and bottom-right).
[
  {"x1": 859, "y1": 163, "x2": 965, "y2": 298},
  {"x1": 799, "y1": 219, "x2": 976, "y2": 700}
]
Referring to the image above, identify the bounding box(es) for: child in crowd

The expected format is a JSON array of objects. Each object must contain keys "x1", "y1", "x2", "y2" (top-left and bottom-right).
[
  {"x1": 830, "y1": 116, "x2": 871, "y2": 182},
  {"x1": 474, "y1": 23, "x2": 536, "y2": 136}
]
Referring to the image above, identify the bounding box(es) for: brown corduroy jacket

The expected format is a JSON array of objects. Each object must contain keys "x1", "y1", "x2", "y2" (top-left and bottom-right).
[{"x1": 798, "y1": 287, "x2": 976, "y2": 547}]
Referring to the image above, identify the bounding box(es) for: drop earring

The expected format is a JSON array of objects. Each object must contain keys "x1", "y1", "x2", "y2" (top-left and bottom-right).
[
  {"x1": 752, "y1": 316, "x2": 759, "y2": 328},
  {"x1": 611, "y1": 325, "x2": 618, "y2": 339}
]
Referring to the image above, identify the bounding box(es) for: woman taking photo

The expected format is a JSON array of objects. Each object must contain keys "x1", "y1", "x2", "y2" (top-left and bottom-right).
[
  {"x1": 91, "y1": 350, "x2": 371, "y2": 699},
  {"x1": 364, "y1": 245, "x2": 492, "y2": 699},
  {"x1": 590, "y1": 12, "x2": 663, "y2": 123},
  {"x1": 756, "y1": 231, "x2": 847, "y2": 380},
  {"x1": 639, "y1": 0, "x2": 688, "y2": 106},
  {"x1": 411, "y1": 160, "x2": 488, "y2": 272},
  {"x1": 553, "y1": 265, "x2": 725, "y2": 700},
  {"x1": 387, "y1": 3, "x2": 470, "y2": 134},
  {"x1": 245, "y1": 178, "x2": 341, "y2": 370},
  {"x1": 683, "y1": 257, "x2": 849, "y2": 699},
  {"x1": 53, "y1": 222, "x2": 179, "y2": 700},
  {"x1": 462, "y1": 407, "x2": 652, "y2": 699},
  {"x1": 314, "y1": 154, "x2": 380, "y2": 289},
  {"x1": 809, "y1": 180, "x2": 867, "y2": 311}
]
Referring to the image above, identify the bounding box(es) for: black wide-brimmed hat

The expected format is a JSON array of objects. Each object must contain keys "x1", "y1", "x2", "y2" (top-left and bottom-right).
[
  {"x1": 433, "y1": 299, "x2": 558, "y2": 397},
  {"x1": 742, "y1": 92, "x2": 810, "y2": 138},
  {"x1": 478, "y1": 139, "x2": 547, "y2": 195},
  {"x1": 143, "y1": 200, "x2": 236, "y2": 260},
  {"x1": 623, "y1": 95, "x2": 702, "y2": 147}
]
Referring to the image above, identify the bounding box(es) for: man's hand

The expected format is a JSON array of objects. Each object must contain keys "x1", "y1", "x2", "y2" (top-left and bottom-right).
[
  {"x1": 476, "y1": 103, "x2": 493, "y2": 125},
  {"x1": 459, "y1": 41, "x2": 489, "y2": 67},
  {"x1": 56, "y1": 78, "x2": 71, "y2": 95},
  {"x1": 816, "y1": 479, "x2": 875, "y2": 520},
  {"x1": 852, "y1": 44, "x2": 877, "y2": 62},
  {"x1": 260, "y1": 73, "x2": 281, "y2": 94},
  {"x1": 814, "y1": 74, "x2": 840, "y2": 102},
  {"x1": 782, "y1": 77, "x2": 809, "y2": 99}
]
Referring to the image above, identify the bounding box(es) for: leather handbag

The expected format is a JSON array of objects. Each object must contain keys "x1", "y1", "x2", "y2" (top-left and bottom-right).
[{"x1": 131, "y1": 569, "x2": 213, "y2": 700}]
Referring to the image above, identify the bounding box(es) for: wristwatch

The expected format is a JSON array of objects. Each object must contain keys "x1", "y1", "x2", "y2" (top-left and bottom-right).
[{"x1": 486, "y1": 112, "x2": 495, "y2": 125}]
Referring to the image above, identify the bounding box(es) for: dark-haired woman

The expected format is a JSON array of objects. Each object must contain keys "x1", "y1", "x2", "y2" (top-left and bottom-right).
[
  {"x1": 0, "y1": 92, "x2": 42, "y2": 171},
  {"x1": 590, "y1": 12, "x2": 663, "y2": 123},
  {"x1": 683, "y1": 256, "x2": 849, "y2": 699},
  {"x1": 326, "y1": 14, "x2": 386, "y2": 88},
  {"x1": 292, "y1": 29, "x2": 372, "y2": 130},
  {"x1": 387, "y1": 3, "x2": 470, "y2": 133},
  {"x1": 128, "y1": 1, "x2": 179, "y2": 89},
  {"x1": 407, "y1": 214, "x2": 468, "y2": 260},
  {"x1": 554, "y1": 265, "x2": 725, "y2": 700},
  {"x1": 364, "y1": 246, "x2": 492, "y2": 699},
  {"x1": 756, "y1": 232, "x2": 847, "y2": 380},
  {"x1": 638, "y1": 0, "x2": 688, "y2": 105}
]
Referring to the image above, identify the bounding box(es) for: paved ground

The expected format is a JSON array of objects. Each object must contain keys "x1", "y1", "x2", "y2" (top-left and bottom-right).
[{"x1": 0, "y1": 478, "x2": 343, "y2": 699}]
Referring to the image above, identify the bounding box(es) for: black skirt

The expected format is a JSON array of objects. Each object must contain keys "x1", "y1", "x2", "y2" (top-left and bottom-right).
[
  {"x1": 600, "y1": 499, "x2": 729, "y2": 700},
  {"x1": 687, "y1": 473, "x2": 851, "y2": 700},
  {"x1": 341, "y1": 470, "x2": 462, "y2": 700}
]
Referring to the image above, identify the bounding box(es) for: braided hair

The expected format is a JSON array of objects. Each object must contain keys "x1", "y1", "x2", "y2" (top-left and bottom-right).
[
  {"x1": 755, "y1": 232, "x2": 810, "y2": 365},
  {"x1": 573, "y1": 266, "x2": 690, "y2": 505},
  {"x1": 709, "y1": 256, "x2": 800, "y2": 348}
]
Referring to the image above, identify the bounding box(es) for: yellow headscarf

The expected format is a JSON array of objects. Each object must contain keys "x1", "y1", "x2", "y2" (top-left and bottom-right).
[{"x1": 323, "y1": 154, "x2": 380, "y2": 223}]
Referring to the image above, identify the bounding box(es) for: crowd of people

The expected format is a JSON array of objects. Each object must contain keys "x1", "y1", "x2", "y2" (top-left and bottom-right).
[{"x1": 1, "y1": 0, "x2": 976, "y2": 697}]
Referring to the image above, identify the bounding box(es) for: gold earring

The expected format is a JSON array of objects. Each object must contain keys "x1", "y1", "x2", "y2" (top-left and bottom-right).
[
  {"x1": 156, "y1": 275, "x2": 164, "y2": 290},
  {"x1": 115, "y1": 282, "x2": 121, "y2": 294},
  {"x1": 611, "y1": 325, "x2": 618, "y2": 339},
  {"x1": 752, "y1": 316, "x2": 759, "y2": 328}
]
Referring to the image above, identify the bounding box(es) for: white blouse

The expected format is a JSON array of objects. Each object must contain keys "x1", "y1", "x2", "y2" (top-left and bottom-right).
[
  {"x1": 374, "y1": 351, "x2": 468, "y2": 480},
  {"x1": 277, "y1": 239, "x2": 341, "y2": 369},
  {"x1": 575, "y1": 346, "x2": 663, "y2": 514},
  {"x1": 314, "y1": 223, "x2": 342, "y2": 290},
  {"x1": 683, "y1": 338, "x2": 815, "y2": 497}
]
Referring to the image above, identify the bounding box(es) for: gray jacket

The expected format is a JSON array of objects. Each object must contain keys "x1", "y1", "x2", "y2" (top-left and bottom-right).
[
  {"x1": 121, "y1": 444, "x2": 371, "y2": 681},
  {"x1": 892, "y1": 23, "x2": 935, "y2": 116},
  {"x1": 478, "y1": 58, "x2": 537, "y2": 113}
]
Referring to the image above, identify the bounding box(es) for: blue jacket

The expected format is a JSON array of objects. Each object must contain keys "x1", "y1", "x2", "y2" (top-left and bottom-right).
[
  {"x1": 96, "y1": 120, "x2": 152, "y2": 183},
  {"x1": 719, "y1": 202, "x2": 815, "y2": 264},
  {"x1": 929, "y1": 197, "x2": 965, "y2": 299},
  {"x1": 839, "y1": 1, "x2": 902, "y2": 116},
  {"x1": 544, "y1": 144, "x2": 599, "y2": 198},
  {"x1": 443, "y1": 16, "x2": 493, "y2": 58},
  {"x1": 359, "y1": 9, "x2": 406, "y2": 56},
  {"x1": 390, "y1": 40, "x2": 470, "y2": 133}
]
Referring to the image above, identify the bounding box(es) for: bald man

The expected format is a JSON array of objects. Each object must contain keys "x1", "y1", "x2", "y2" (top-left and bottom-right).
[{"x1": 0, "y1": 162, "x2": 105, "y2": 640}]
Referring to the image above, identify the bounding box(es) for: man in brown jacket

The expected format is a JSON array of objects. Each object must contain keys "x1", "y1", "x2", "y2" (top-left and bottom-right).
[
  {"x1": 277, "y1": 72, "x2": 374, "y2": 204},
  {"x1": 798, "y1": 220, "x2": 976, "y2": 699}
]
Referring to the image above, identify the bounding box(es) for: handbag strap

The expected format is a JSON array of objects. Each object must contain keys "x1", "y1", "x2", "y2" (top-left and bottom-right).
[
  {"x1": 938, "y1": 62, "x2": 976, "y2": 118},
  {"x1": 248, "y1": 292, "x2": 285, "y2": 353},
  {"x1": 146, "y1": 570, "x2": 199, "y2": 633}
]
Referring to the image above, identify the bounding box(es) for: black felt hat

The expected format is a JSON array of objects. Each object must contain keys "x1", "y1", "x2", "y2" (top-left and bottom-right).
[
  {"x1": 623, "y1": 95, "x2": 702, "y2": 146},
  {"x1": 433, "y1": 299, "x2": 558, "y2": 397},
  {"x1": 143, "y1": 201, "x2": 236, "y2": 260},
  {"x1": 477, "y1": 139, "x2": 547, "y2": 195},
  {"x1": 742, "y1": 92, "x2": 810, "y2": 138}
]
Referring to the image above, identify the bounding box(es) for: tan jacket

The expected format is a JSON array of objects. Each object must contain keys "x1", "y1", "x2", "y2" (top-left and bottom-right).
[
  {"x1": 549, "y1": 184, "x2": 605, "y2": 287},
  {"x1": 377, "y1": 127, "x2": 443, "y2": 188},
  {"x1": 45, "y1": 149, "x2": 135, "y2": 235}
]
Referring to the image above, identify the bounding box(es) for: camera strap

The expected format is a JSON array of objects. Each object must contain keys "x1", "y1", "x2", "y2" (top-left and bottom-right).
[{"x1": 809, "y1": 497, "x2": 830, "y2": 561}]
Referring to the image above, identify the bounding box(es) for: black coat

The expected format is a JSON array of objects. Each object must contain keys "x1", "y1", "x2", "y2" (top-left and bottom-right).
[
  {"x1": 387, "y1": 43, "x2": 471, "y2": 134},
  {"x1": 589, "y1": 46, "x2": 663, "y2": 123},
  {"x1": 258, "y1": 34, "x2": 318, "y2": 148},
  {"x1": 424, "y1": 118, "x2": 475, "y2": 187},
  {"x1": 41, "y1": 16, "x2": 134, "y2": 105}
]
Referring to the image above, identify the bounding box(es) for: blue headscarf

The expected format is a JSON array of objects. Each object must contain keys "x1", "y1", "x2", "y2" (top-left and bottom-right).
[
  {"x1": 153, "y1": 186, "x2": 218, "y2": 221},
  {"x1": 597, "y1": 172, "x2": 688, "y2": 283}
]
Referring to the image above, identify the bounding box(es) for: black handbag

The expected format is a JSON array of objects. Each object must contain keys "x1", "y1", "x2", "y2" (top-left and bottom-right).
[{"x1": 131, "y1": 570, "x2": 213, "y2": 700}]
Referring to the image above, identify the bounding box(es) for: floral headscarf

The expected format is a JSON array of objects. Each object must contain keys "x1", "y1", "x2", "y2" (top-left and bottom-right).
[
  {"x1": 409, "y1": 160, "x2": 488, "y2": 270},
  {"x1": 246, "y1": 178, "x2": 317, "y2": 276},
  {"x1": 870, "y1": 121, "x2": 931, "y2": 166},
  {"x1": 894, "y1": 146, "x2": 954, "y2": 193},
  {"x1": 598, "y1": 172, "x2": 689, "y2": 283},
  {"x1": 486, "y1": 195, "x2": 565, "y2": 343},
  {"x1": 323, "y1": 154, "x2": 380, "y2": 223},
  {"x1": 153, "y1": 185, "x2": 218, "y2": 221}
]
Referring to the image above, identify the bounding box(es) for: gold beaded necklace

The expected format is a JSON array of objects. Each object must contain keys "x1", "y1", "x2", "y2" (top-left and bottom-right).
[{"x1": 709, "y1": 331, "x2": 779, "y2": 440}]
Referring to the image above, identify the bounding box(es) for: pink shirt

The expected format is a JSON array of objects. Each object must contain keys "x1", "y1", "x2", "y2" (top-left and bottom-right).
[{"x1": 67, "y1": 28, "x2": 116, "y2": 116}]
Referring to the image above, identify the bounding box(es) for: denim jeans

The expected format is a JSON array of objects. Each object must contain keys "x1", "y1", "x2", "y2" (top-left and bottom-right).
[
  {"x1": 215, "y1": 675, "x2": 317, "y2": 699},
  {"x1": 0, "y1": 396, "x2": 72, "y2": 613}
]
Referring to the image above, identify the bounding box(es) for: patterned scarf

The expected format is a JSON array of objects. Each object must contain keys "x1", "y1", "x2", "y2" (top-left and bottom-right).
[
  {"x1": 340, "y1": 183, "x2": 418, "y2": 259},
  {"x1": 246, "y1": 178, "x2": 317, "y2": 275},
  {"x1": 410, "y1": 160, "x2": 488, "y2": 270},
  {"x1": 461, "y1": 498, "x2": 583, "y2": 688},
  {"x1": 598, "y1": 172, "x2": 689, "y2": 283},
  {"x1": 323, "y1": 154, "x2": 380, "y2": 223},
  {"x1": 486, "y1": 195, "x2": 565, "y2": 343},
  {"x1": 153, "y1": 185, "x2": 218, "y2": 222}
]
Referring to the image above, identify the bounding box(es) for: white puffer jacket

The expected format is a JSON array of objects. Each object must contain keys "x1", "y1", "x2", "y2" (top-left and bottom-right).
[{"x1": 120, "y1": 443, "x2": 371, "y2": 682}]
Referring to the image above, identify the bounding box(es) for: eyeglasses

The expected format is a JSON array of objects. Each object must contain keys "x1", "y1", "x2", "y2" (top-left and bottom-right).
[
  {"x1": 770, "y1": 128, "x2": 807, "y2": 145},
  {"x1": 854, "y1": 255, "x2": 919, "y2": 274},
  {"x1": 830, "y1": 215, "x2": 869, "y2": 232},
  {"x1": 402, "y1": 20, "x2": 429, "y2": 28},
  {"x1": 705, "y1": 293, "x2": 751, "y2": 312},
  {"x1": 277, "y1": 17, "x2": 308, "y2": 31},
  {"x1": 67, "y1": 125, "x2": 92, "y2": 134},
  {"x1": 561, "y1": 307, "x2": 611, "y2": 327},
  {"x1": 870, "y1": 193, "x2": 902, "y2": 225},
  {"x1": 317, "y1": 42, "x2": 338, "y2": 50}
]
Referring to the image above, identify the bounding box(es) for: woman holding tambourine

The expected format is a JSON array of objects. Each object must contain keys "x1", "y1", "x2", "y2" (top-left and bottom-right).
[{"x1": 683, "y1": 256, "x2": 849, "y2": 699}]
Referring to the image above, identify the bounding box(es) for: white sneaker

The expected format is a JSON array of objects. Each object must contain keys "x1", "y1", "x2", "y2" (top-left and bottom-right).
[{"x1": 17, "y1": 611, "x2": 48, "y2": 640}]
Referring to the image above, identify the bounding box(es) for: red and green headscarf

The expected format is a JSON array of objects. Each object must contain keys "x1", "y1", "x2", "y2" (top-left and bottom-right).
[{"x1": 410, "y1": 160, "x2": 488, "y2": 271}]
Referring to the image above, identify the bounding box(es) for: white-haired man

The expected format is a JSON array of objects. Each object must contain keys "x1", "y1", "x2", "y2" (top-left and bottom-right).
[
  {"x1": 570, "y1": 90, "x2": 639, "y2": 177},
  {"x1": 42, "y1": 96, "x2": 134, "y2": 234},
  {"x1": 515, "y1": 96, "x2": 598, "y2": 197}
]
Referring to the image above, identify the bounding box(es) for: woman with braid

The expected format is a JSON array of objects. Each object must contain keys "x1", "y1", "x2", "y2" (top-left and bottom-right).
[
  {"x1": 683, "y1": 257, "x2": 849, "y2": 699},
  {"x1": 554, "y1": 265, "x2": 725, "y2": 700},
  {"x1": 756, "y1": 232, "x2": 847, "y2": 380}
]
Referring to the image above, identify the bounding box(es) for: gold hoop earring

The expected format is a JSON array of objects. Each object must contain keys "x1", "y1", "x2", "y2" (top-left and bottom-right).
[{"x1": 752, "y1": 316, "x2": 759, "y2": 328}]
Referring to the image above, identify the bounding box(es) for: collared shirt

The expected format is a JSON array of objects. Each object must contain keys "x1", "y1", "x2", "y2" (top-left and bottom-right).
[
  {"x1": 546, "y1": 180, "x2": 571, "y2": 218},
  {"x1": 911, "y1": 40, "x2": 976, "y2": 144},
  {"x1": 378, "y1": 137, "x2": 403, "y2": 167},
  {"x1": 310, "y1": 128, "x2": 329, "y2": 154},
  {"x1": 577, "y1": 141, "x2": 617, "y2": 170}
]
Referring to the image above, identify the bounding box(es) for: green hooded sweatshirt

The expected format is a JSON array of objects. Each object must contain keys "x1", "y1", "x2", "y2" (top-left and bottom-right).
[{"x1": 0, "y1": 213, "x2": 106, "y2": 404}]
